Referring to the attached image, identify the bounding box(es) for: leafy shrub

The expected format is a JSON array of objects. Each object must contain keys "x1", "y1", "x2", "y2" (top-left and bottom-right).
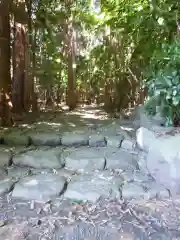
[
  {"x1": 144, "y1": 38, "x2": 180, "y2": 126},
  {"x1": 144, "y1": 96, "x2": 158, "y2": 116}
]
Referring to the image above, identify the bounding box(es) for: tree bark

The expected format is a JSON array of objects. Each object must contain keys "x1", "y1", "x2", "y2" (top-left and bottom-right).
[
  {"x1": 64, "y1": 0, "x2": 77, "y2": 110},
  {"x1": 26, "y1": 0, "x2": 38, "y2": 112},
  {"x1": 12, "y1": 22, "x2": 26, "y2": 114},
  {"x1": 0, "y1": 0, "x2": 13, "y2": 126}
]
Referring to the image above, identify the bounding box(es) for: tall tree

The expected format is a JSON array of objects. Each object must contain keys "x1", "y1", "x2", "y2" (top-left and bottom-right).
[
  {"x1": 0, "y1": 0, "x2": 13, "y2": 126},
  {"x1": 65, "y1": 0, "x2": 77, "y2": 110}
]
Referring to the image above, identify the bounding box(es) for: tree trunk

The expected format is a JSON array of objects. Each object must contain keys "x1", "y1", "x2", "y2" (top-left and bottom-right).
[
  {"x1": 56, "y1": 83, "x2": 63, "y2": 104},
  {"x1": 104, "y1": 82, "x2": 113, "y2": 112},
  {"x1": 31, "y1": 28, "x2": 38, "y2": 112},
  {"x1": 26, "y1": 0, "x2": 37, "y2": 112},
  {"x1": 0, "y1": 0, "x2": 13, "y2": 126},
  {"x1": 24, "y1": 27, "x2": 31, "y2": 112},
  {"x1": 45, "y1": 86, "x2": 54, "y2": 107},
  {"x1": 64, "y1": 1, "x2": 76, "y2": 110},
  {"x1": 12, "y1": 22, "x2": 26, "y2": 114},
  {"x1": 67, "y1": 23, "x2": 76, "y2": 110}
]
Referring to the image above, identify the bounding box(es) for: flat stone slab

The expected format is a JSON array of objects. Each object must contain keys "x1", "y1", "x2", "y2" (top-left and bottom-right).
[
  {"x1": 0, "y1": 150, "x2": 12, "y2": 168},
  {"x1": 0, "y1": 168, "x2": 7, "y2": 176},
  {"x1": 52, "y1": 169, "x2": 75, "y2": 180},
  {"x1": 98, "y1": 124, "x2": 129, "y2": 138},
  {"x1": 89, "y1": 134, "x2": 106, "y2": 147},
  {"x1": 12, "y1": 173, "x2": 66, "y2": 201},
  {"x1": 64, "y1": 172, "x2": 123, "y2": 202},
  {"x1": 105, "y1": 135, "x2": 124, "y2": 147},
  {"x1": 105, "y1": 149, "x2": 138, "y2": 171},
  {"x1": 28, "y1": 168, "x2": 52, "y2": 176},
  {"x1": 132, "y1": 170, "x2": 152, "y2": 183},
  {"x1": 0, "y1": 176, "x2": 14, "y2": 196},
  {"x1": 30, "y1": 133, "x2": 61, "y2": 146},
  {"x1": 61, "y1": 133, "x2": 89, "y2": 146},
  {"x1": 28, "y1": 168, "x2": 74, "y2": 180},
  {"x1": 122, "y1": 181, "x2": 169, "y2": 200},
  {"x1": 137, "y1": 151, "x2": 148, "y2": 174},
  {"x1": 121, "y1": 169, "x2": 134, "y2": 182},
  {"x1": 147, "y1": 184, "x2": 170, "y2": 199},
  {"x1": 65, "y1": 148, "x2": 105, "y2": 172},
  {"x1": 121, "y1": 170, "x2": 151, "y2": 183},
  {"x1": 12, "y1": 149, "x2": 64, "y2": 169},
  {"x1": 11, "y1": 146, "x2": 32, "y2": 155},
  {"x1": 122, "y1": 182, "x2": 147, "y2": 200},
  {"x1": 3, "y1": 132, "x2": 30, "y2": 146},
  {"x1": 121, "y1": 139, "x2": 135, "y2": 150},
  {"x1": 7, "y1": 166, "x2": 31, "y2": 181}
]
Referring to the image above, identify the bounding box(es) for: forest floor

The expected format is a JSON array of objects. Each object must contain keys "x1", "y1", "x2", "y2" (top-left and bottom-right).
[{"x1": 0, "y1": 104, "x2": 180, "y2": 239}]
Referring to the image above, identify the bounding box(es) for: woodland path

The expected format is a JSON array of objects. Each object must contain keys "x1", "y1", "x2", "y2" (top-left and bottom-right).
[{"x1": 0, "y1": 105, "x2": 179, "y2": 239}]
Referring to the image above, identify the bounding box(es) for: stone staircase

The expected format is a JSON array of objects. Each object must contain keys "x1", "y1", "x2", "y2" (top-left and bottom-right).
[{"x1": 0, "y1": 123, "x2": 170, "y2": 203}]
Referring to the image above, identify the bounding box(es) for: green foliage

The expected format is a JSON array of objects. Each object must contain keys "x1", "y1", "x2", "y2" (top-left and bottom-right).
[
  {"x1": 30, "y1": 0, "x2": 180, "y2": 113},
  {"x1": 144, "y1": 38, "x2": 180, "y2": 126},
  {"x1": 144, "y1": 96, "x2": 157, "y2": 116}
]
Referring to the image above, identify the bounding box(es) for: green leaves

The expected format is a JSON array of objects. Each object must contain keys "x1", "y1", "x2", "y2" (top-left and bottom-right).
[
  {"x1": 172, "y1": 95, "x2": 180, "y2": 106},
  {"x1": 144, "y1": 38, "x2": 180, "y2": 126},
  {"x1": 32, "y1": 0, "x2": 180, "y2": 116}
]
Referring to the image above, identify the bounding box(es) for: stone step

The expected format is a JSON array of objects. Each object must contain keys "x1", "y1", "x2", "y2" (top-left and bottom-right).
[
  {"x1": 0, "y1": 153, "x2": 170, "y2": 203},
  {"x1": 8, "y1": 146, "x2": 138, "y2": 171},
  {"x1": 0, "y1": 143, "x2": 164, "y2": 203},
  {"x1": 0, "y1": 131, "x2": 135, "y2": 149},
  {"x1": 5, "y1": 167, "x2": 169, "y2": 202}
]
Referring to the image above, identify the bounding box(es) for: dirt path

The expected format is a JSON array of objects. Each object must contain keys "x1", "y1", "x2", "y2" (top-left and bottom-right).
[{"x1": 0, "y1": 196, "x2": 180, "y2": 239}]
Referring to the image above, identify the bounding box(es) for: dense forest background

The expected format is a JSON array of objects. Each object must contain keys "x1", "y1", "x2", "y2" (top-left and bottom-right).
[{"x1": 0, "y1": 0, "x2": 180, "y2": 127}]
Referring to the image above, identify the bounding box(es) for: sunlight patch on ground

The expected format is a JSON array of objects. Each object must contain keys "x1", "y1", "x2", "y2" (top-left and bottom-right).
[
  {"x1": 81, "y1": 113, "x2": 107, "y2": 119},
  {"x1": 36, "y1": 122, "x2": 63, "y2": 127},
  {"x1": 121, "y1": 126, "x2": 134, "y2": 132},
  {"x1": 20, "y1": 124, "x2": 34, "y2": 129},
  {"x1": 0, "y1": 127, "x2": 9, "y2": 131},
  {"x1": 67, "y1": 110, "x2": 108, "y2": 120},
  {"x1": 68, "y1": 122, "x2": 77, "y2": 127},
  {"x1": 66, "y1": 111, "x2": 82, "y2": 116}
]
